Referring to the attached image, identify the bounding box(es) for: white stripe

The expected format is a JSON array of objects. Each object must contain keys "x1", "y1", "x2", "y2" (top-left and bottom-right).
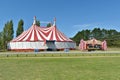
[
  {"x1": 47, "y1": 31, "x2": 53, "y2": 40},
  {"x1": 23, "y1": 28, "x2": 33, "y2": 41},
  {"x1": 38, "y1": 30, "x2": 53, "y2": 40},
  {"x1": 36, "y1": 30, "x2": 42, "y2": 41},
  {"x1": 17, "y1": 31, "x2": 29, "y2": 41},
  {"x1": 57, "y1": 32, "x2": 63, "y2": 41},
  {"x1": 39, "y1": 27, "x2": 51, "y2": 33},
  {"x1": 14, "y1": 31, "x2": 27, "y2": 41},
  {"x1": 53, "y1": 27, "x2": 56, "y2": 40}
]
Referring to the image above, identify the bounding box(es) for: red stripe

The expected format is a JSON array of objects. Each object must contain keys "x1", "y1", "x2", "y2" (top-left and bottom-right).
[
  {"x1": 57, "y1": 30, "x2": 66, "y2": 41},
  {"x1": 37, "y1": 30, "x2": 46, "y2": 41},
  {"x1": 26, "y1": 30, "x2": 33, "y2": 41},
  {"x1": 45, "y1": 30, "x2": 51, "y2": 37},
  {"x1": 54, "y1": 27, "x2": 61, "y2": 41},
  {"x1": 49, "y1": 32, "x2": 53, "y2": 40}
]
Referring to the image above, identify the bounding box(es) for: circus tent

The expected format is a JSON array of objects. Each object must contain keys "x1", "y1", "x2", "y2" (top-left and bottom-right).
[
  {"x1": 79, "y1": 38, "x2": 107, "y2": 51},
  {"x1": 7, "y1": 17, "x2": 76, "y2": 51}
]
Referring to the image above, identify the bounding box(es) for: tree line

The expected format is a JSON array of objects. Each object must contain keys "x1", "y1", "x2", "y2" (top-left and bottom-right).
[
  {"x1": 71, "y1": 28, "x2": 120, "y2": 47},
  {"x1": 0, "y1": 19, "x2": 52, "y2": 51},
  {"x1": 0, "y1": 19, "x2": 24, "y2": 51}
]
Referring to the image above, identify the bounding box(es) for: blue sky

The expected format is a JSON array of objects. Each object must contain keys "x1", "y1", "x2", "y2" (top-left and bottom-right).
[{"x1": 0, "y1": 0, "x2": 120, "y2": 37}]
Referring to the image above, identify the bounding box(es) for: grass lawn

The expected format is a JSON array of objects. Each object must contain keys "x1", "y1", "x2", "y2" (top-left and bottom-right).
[{"x1": 0, "y1": 57, "x2": 120, "y2": 80}]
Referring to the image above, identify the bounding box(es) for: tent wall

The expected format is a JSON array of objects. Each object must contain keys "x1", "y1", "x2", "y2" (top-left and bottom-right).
[
  {"x1": 8, "y1": 42, "x2": 46, "y2": 50},
  {"x1": 55, "y1": 42, "x2": 76, "y2": 49},
  {"x1": 8, "y1": 41, "x2": 76, "y2": 51}
]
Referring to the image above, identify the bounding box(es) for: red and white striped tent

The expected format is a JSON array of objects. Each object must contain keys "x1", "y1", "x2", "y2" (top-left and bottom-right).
[
  {"x1": 7, "y1": 17, "x2": 76, "y2": 51},
  {"x1": 79, "y1": 38, "x2": 107, "y2": 51}
]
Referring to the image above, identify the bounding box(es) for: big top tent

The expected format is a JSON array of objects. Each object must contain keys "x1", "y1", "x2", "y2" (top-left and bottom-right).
[{"x1": 7, "y1": 17, "x2": 76, "y2": 51}]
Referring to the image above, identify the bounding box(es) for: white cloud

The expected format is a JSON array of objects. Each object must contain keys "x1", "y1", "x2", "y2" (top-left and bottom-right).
[
  {"x1": 73, "y1": 23, "x2": 120, "y2": 31},
  {"x1": 40, "y1": 21, "x2": 50, "y2": 24},
  {"x1": 73, "y1": 24, "x2": 92, "y2": 28},
  {"x1": 73, "y1": 23, "x2": 100, "y2": 31}
]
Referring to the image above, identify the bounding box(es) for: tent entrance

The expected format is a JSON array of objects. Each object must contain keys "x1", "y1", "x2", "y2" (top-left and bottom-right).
[{"x1": 46, "y1": 40, "x2": 56, "y2": 51}]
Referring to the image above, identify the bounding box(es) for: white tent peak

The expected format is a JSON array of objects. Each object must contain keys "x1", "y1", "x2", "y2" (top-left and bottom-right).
[
  {"x1": 33, "y1": 16, "x2": 37, "y2": 25},
  {"x1": 53, "y1": 17, "x2": 56, "y2": 26}
]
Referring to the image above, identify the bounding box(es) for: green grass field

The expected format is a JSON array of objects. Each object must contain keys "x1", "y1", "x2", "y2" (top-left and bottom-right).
[{"x1": 0, "y1": 56, "x2": 120, "y2": 80}]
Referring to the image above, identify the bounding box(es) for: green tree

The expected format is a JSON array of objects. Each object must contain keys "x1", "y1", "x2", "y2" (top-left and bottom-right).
[
  {"x1": 8, "y1": 20, "x2": 14, "y2": 41},
  {"x1": 101, "y1": 29, "x2": 108, "y2": 38},
  {"x1": 0, "y1": 32, "x2": 4, "y2": 50},
  {"x1": 47, "y1": 23, "x2": 51, "y2": 27},
  {"x1": 91, "y1": 28, "x2": 102, "y2": 39},
  {"x1": 107, "y1": 29, "x2": 118, "y2": 37},
  {"x1": 84, "y1": 29, "x2": 91, "y2": 40},
  {"x1": 16, "y1": 19, "x2": 24, "y2": 37},
  {"x1": 72, "y1": 31, "x2": 83, "y2": 46},
  {"x1": 3, "y1": 20, "x2": 14, "y2": 50},
  {"x1": 36, "y1": 20, "x2": 40, "y2": 26}
]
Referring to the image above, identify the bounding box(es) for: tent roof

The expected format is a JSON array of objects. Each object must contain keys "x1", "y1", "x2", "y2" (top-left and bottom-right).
[
  {"x1": 85, "y1": 38, "x2": 102, "y2": 45},
  {"x1": 12, "y1": 24, "x2": 73, "y2": 42}
]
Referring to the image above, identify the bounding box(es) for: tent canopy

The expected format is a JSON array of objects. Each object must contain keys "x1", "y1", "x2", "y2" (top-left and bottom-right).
[{"x1": 12, "y1": 24, "x2": 73, "y2": 42}]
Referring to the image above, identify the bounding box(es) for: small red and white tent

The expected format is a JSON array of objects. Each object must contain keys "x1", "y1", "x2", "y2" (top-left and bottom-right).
[
  {"x1": 7, "y1": 17, "x2": 76, "y2": 51},
  {"x1": 79, "y1": 38, "x2": 107, "y2": 51}
]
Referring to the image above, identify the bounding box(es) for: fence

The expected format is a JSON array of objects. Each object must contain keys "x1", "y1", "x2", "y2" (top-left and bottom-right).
[{"x1": 0, "y1": 51, "x2": 120, "y2": 57}]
